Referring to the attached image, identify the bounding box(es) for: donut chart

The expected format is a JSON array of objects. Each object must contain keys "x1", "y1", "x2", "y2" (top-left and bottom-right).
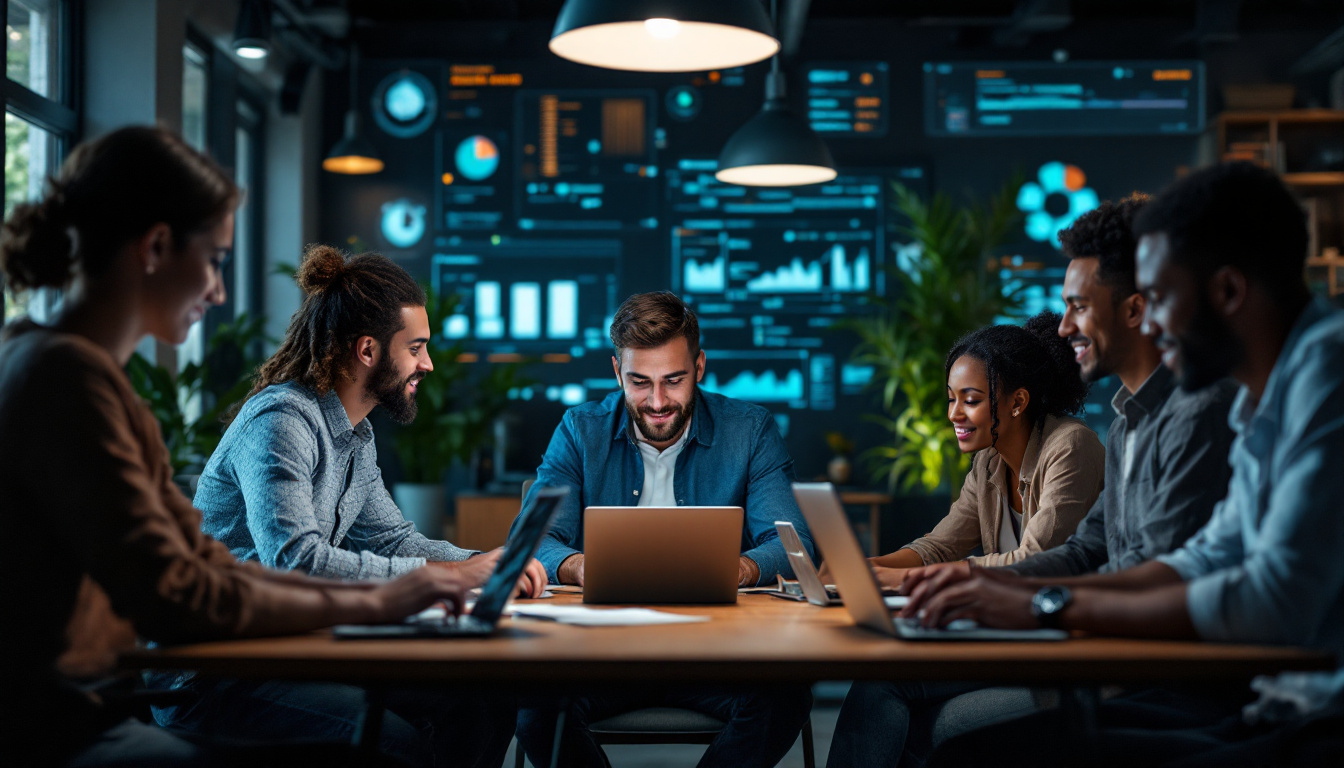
[{"x1": 455, "y1": 135, "x2": 500, "y2": 181}]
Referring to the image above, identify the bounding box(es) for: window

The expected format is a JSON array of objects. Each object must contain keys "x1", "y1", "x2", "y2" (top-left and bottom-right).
[
  {"x1": 182, "y1": 43, "x2": 207, "y2": 152},
  {"x1": 3, "y1": 0, "x2": 72, "y2": 323},
  {"x1": 6, "y1": 0, "x2": 61, "y2": 99}
]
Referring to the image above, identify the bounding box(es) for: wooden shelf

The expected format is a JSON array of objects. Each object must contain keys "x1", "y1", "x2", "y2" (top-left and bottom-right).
[
  {"x1": 1217, "y1": 109, "x2": 1344, "y2": 125},
  {"x1": 1284, "y1": 172, "x2": 1344, "y2": 187}
]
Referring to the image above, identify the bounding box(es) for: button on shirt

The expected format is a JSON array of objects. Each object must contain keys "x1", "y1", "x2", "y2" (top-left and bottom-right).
[
  {"x1": 1157, "y1": 299, "x2": 1344, "y2": 718},
  {"x1": 1007, "y1": 365, "x2": 1236, "y2": 578},
  {"x1": 635, "y1": 418, "x2": 691, "y2": 507}
]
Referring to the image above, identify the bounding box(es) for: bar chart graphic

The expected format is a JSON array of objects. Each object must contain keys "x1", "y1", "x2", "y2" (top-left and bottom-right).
[
  {"x1": 431, "y1": 240, "x2": 619, "y2": 351},
  {"x1": 699, "y1": 351, "x2": 810, "y2": 407}
]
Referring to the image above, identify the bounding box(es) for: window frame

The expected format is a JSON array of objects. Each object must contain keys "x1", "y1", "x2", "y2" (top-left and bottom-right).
[{"x1": 3, "y1": 0, "x2": 77, "y2": 321}]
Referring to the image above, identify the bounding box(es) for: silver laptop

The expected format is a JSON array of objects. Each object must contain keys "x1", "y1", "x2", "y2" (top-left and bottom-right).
[
  {"x1": 792, "y1": 482, "x2": 1067, "y2": 641},
  {"x1": 583, "y1": 506, "x2": 742, "y2": 604},
  {"x1": 775, "y1": 521, "x2": 906, "y2": 608}
]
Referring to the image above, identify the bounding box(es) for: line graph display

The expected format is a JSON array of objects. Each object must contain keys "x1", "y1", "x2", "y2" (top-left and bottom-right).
[
  {"x1": 431, "y1": 238, "x2": 620, "y2": 353},
  {"x1": 668, "y1": 160, "x2": 925, "y2": 314},
  {"x1": 700, "y1": 351, "x2": 810, "y2": 409}
]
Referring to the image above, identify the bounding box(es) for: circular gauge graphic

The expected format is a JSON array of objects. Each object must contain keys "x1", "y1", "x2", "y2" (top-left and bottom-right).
[
  {"x1": 455, "y1": 135, "x2": 500, "y2": 181},
  {"x1": 380, "y1": 199, "x2": 427, "y2": 249},
  {"x1": 371, "y1": 70, "x2": 437, "y2": 139},
  {"x1": 1016, "y1": 161, "x2": 1100, "y2": 249},
  {"x1": 666, "y1": 85, "x2": 702, "y2": 121}
]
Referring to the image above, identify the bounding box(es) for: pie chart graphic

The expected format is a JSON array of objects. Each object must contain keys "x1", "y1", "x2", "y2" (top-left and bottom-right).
[{"x1": 455, "y1": 135, "x2": 500, "y2": 181}]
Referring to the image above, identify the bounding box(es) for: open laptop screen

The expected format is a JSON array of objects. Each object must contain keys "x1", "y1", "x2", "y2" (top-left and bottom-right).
[{"x1": 471, "y1": 486, "x2": 568, "y2": 624}]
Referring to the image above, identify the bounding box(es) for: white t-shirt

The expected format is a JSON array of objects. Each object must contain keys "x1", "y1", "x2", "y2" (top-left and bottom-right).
[
  {"x1": 633, "y1": 418, "x2": 691, "y2": 507},
  {"x1": 997, "y1": 492, "x2": 1023, "y2": 554}
]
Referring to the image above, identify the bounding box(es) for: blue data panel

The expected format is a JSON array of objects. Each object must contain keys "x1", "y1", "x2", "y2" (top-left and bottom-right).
[
  {"x1": 802, "y1": 62, "x2": 889, "y2": 137},
  {"x1": 431, "y1": 238, "x2": 620, "y2": 354},
  {"x1": 924, "y1": 61, "x2": 1205, "y2": 136},
  {"x1": 667, "y1": 160, "x2": 921, "y2": 315},
  {"x1": 515, "y1": 90, "x2": 660, "y2": 231}
]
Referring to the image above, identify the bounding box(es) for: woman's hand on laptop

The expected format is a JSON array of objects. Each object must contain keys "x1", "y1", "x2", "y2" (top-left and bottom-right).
[
  {"x1": 367, "y1": 567, "x2": 469, "y2": 623},
  {"x1": 429, "y1": 548, "x2": 503, "y2": 587},
  {"x1": 515, "y1": 558, "x2": 549, "y2": 598}
]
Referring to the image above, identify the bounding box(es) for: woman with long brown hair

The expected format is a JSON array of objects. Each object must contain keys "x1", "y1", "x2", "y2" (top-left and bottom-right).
[{"x1": 0, "y1": 126, "x2": 471, "y2": 766}]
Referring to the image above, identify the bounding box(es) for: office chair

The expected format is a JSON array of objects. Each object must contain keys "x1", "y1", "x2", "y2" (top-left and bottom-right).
[{"x1": 512, "y1": 481, "x2": 815, "y2": 768}]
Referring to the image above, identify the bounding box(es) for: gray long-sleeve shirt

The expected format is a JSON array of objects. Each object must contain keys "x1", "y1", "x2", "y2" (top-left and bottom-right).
[
  {"x1": 193, "y1": 381, "x2": 474, "y2": 579},
  {"x1": 1005, "y1": 364, "x2": 1237, "y2": 578}
]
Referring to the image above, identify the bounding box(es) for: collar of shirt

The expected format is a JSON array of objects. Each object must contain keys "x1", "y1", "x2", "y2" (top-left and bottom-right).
[
  {"x1": 1111, "y1": 363, "x2": 1175, "y2": 420},
  {"x1": 987, "y1": 418, "x2": 1046, "y2": 497},
  {"x1": 317, "y1": 388, "x2": 374, "y2": 449},
  {"x1": 614, "y1": 388, "x2": 716, "y2": 448},
  {"x1": 632, "y1": 415, "x2": 693, "y2": 457},
  {"x1": 1228, "y1": 298, "x2": 1332, "y2": 440}
]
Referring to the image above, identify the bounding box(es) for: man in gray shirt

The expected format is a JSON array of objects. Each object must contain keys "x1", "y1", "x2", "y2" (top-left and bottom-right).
[
  {"x1": 1008, "y1": 194, "x2": 1237, "y2": 578},
  {"x1": 153, "y1": 246, "x2": 540, "y2": 767}
]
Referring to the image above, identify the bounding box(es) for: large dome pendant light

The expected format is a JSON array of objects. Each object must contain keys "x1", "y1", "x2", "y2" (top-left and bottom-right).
[
  {"x1": 715, "y1": 54, "x2": 836, "y2": 187},
  {"x1": 323, "y1": 44, "x2": 384, "y2": 175},
  {"x1": 549, "y1": 0, "x2": 779, "y2": 72}
]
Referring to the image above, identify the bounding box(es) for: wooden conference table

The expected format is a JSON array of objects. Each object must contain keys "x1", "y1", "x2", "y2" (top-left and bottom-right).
[{"x1": 123, "y1": 592, "x2": 1331, "y2": 756}]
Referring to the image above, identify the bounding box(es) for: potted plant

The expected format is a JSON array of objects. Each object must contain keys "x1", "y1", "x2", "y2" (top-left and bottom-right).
[
  {"x1": 851, "y1": 177, "x2": 1025, "y2": 496},
  {"x1": 388, "y1": 284, "x2": 532, "y2": 536},
  {"x1": 125, "y1": 312, "x2": 270, "y2": 490},
  {"x1": 825, "y1": 431, "x2": 855, "y2": 485}
]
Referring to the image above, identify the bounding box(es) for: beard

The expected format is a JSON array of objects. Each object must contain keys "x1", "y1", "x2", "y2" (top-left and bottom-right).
[
  {"x1": 1167, "y1": 295, "x2": 1244, "y2": 392},
  {"x1": 625, "y1": 390, "x2": 696, "y2": 445},
  {"x1": 367, "y1": 353, "x2": 423, "y2": 425}
]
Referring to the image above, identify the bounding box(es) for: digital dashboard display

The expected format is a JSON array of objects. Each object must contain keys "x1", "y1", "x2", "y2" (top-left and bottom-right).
[{"x1": 924, "y1": 60, "x2": 1205, "y2": 136}]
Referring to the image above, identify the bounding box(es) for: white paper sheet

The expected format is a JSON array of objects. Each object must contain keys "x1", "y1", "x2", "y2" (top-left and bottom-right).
[{"x1": 506, "y1": 604, "x2": 710, "y2": 626}]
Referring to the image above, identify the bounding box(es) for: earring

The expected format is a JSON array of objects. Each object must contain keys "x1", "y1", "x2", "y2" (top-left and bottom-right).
[
  {"x1": 146, "y1": 265, "x2": 156, "y2": 275},
  {"x1": 1012, "y1": 409, "x2": 1020, "y2": 417}
]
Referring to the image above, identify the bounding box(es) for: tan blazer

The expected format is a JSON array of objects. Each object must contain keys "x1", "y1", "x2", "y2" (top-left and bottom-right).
[{"x1": 903, "y1": 414, "x2": 1105, "y2": 567}]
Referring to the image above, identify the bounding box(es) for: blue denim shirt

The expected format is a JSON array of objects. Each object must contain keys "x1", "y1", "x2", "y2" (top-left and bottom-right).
[
  {"x1": 517, "y1": 388, "x2": 816, "y2": 585},
  {"x1": 1158, "y1": 299, "x2": 1344, "y2": 716}
]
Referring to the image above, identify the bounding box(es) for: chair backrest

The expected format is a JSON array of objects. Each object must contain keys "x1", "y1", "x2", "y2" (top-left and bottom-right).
[{"x1": 521, "y1": 478, "x2": 534, "y2": 501}]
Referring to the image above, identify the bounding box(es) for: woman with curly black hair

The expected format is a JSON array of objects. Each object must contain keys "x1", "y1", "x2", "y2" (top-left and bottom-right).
[{"x1": 827, "y1": 310, "x2": 1105, "y2": 768}]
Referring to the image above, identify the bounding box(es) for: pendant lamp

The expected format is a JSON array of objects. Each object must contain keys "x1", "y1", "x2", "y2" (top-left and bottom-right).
[
  {"x1": 550, "y1": 0, "x2": 779, "y2": 72},
  {"x1": 323, "y1": 45, "x2": 384, "y2": 175},
  {"x1": 715, "y1": 57, "x2": 836, "y2": 187},
  {"x1": 232, "y1": 0, "x2": 271, "y2": 60}
]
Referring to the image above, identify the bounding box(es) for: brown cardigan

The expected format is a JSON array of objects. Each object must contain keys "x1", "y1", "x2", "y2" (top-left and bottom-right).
[
  {"x1": 903, "y1": 414, "x2": 1105, "y2": 567},
  {"x1": 0, "y1": 324, "x2": 331, "y2": 759}
]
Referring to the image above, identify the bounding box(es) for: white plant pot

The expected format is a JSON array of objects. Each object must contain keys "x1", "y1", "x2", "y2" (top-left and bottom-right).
[
  {"x1": 827, "y1": 456, "x2": 852, "y2": 485},
  {"x1": 393, "y1": 482, "x2": 446, "y2": 538}
]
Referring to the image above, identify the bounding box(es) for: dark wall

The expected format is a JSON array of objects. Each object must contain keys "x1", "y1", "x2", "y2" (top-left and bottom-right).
[{"x1": 320, "y1": 16, "x2": 1336, "y2": 487}]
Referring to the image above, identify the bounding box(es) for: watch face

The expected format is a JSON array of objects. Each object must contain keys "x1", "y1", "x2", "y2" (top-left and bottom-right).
[{"x1": 1041, "y1": 591, "x2": 1065, "y2": 613}]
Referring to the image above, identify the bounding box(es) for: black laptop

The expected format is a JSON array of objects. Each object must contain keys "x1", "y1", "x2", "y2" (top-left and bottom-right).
[{"x1": 334, "y1": 485, "x2": 568, "y2": 638}]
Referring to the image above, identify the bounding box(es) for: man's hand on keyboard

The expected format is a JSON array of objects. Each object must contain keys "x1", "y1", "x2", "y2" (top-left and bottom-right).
[
  {"x1": 911, "y1": 568, "x2": 1038, "y2": 630},
  {"x1": 429, "y1": 548, "x2": 503, "y2": 587},
  {"x1": 516, "y1": 558, "x2": 549, "y2": 598}
]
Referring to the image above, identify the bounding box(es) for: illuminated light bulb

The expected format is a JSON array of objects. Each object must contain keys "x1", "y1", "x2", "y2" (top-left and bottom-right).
[
  {"x1": 235, "y1": 45, "x2": 268, "y2": 60},
  {"x1": 644, "y1": 18, "x2": 680, "y2": 39}
]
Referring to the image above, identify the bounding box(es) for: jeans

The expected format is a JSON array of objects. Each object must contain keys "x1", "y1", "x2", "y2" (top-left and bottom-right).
[
  {"x1": 516, "y1": 685, "x2": 813, "y2": 768},
  {"x1": 926, "y1": 687, "x2": 1344, "y2": 768},
  {"x1": 828, "y1": 681, "x2": 1040, "y2": 768},
  {"x1": 153, "y1": 678, "x2": 515, "y2": 768}
]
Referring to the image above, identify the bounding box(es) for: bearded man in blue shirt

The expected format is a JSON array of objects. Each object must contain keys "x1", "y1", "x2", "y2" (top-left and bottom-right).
[{"x1": 514, "y1": 290, "x2": 816, "y2": 768}]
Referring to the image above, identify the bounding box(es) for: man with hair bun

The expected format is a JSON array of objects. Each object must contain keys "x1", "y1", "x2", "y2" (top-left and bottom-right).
[
  {"x1": 151, "y1": 243, "x2": 541, "y2": 766},
  {"x1": 512, "y1": 290, "x2": 815, "y2": 768}
]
